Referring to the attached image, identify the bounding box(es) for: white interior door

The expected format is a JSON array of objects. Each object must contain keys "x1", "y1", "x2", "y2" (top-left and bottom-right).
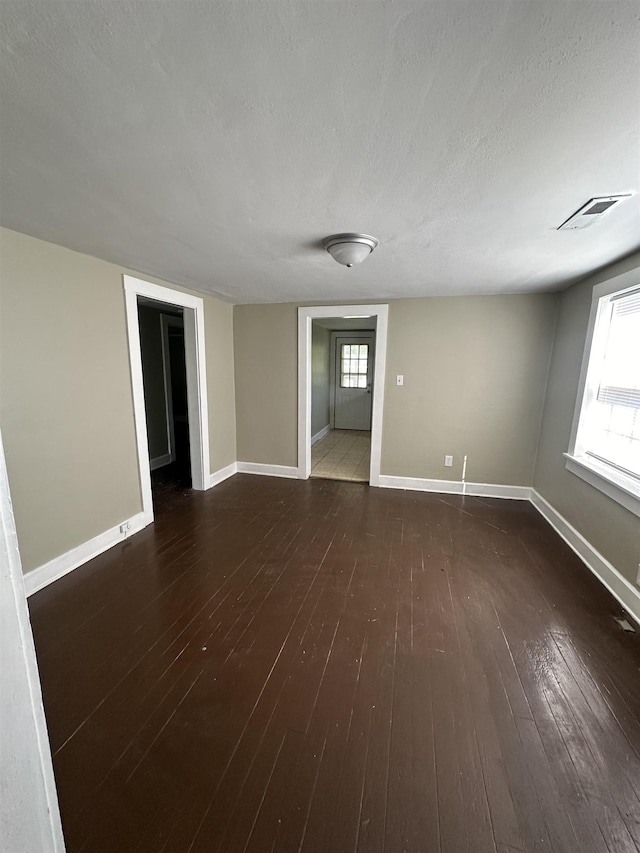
[{"x1": 333, "y1": 335, "x2": 374, "y2": 430}]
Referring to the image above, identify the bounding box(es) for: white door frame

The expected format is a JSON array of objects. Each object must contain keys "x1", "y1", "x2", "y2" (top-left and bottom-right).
[
  {"x1": 124, "y1": 276, "x2": 210, "y2": 523},
  {"x1": 298, "y1": 304, "x2": 388, "y2": 484}
]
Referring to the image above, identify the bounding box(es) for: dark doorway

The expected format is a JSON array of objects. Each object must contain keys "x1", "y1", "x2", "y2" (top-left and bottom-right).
[
  {"x1": 137, "y1": 299, "x2": 191, "y2": 501},
  {"x1": 162, "y1": 317, "x2": 191, "y2": 485}
]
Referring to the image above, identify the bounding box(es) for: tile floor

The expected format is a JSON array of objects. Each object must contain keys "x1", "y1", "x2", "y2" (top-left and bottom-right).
[{"x1": 311, "y1": 429, "x2": 371, "y2": 482}]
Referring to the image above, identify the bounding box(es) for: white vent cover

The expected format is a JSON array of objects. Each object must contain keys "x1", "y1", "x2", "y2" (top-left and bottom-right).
[{"x1": 558, "y1": 195, "x2": 632, "y2": 230}]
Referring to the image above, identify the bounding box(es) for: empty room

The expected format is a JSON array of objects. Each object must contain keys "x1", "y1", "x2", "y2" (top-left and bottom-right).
[{"x1": 1, "y1": 3, "x2": 639, "y2": 853}]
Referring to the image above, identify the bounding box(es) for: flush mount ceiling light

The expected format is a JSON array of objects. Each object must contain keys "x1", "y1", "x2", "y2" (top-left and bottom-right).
[{"x1": 322, "y1": 233, "x2": 379, "y2": 267}]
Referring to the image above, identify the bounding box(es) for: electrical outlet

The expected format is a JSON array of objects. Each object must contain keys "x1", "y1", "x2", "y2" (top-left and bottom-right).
[
  {"x1": 444, "y1": 455, "x2": 453, "y2": 467},
  {"x1": 396, "y1": 374, "x2": 404, "y2": 386}
]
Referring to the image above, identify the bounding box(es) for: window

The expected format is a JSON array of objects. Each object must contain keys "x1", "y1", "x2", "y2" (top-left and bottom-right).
[
  {"x1": 566, "y1": 273, "x2": 640, "y2": 517},
  {"x1": 340, "y1": 343, "x2": 369, "y2": 388}
]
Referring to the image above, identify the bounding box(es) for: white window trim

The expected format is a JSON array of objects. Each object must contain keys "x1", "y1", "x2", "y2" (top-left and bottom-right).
[{"x1": 566, "y1": 267, "x2": 640, "y2": 518}]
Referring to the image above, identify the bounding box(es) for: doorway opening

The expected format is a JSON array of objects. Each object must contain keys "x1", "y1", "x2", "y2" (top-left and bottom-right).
[
  {"x1": 137, "y1": 299, "x2": 191, "y2": 500},
  {"x1": 310, "y1": 325, "x2": 375, "y2": 482},
  {"x1": 298, "y1": 305, "x2": 388, "y2": 485},
  {"x1": 124, "y1": 276, "x2": 210, "y2": 526}
]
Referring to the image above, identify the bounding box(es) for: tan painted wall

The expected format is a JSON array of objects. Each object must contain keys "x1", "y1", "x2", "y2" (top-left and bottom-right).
[
  {"x1": 533, "y1": 253, "x2": 640, "y2": 584},
  {"x1": 234, "y1": 303, "x2": 298, "y2": 466},
  {"x1": 234, "y1": 294, "x2": 558, "y2": 483},
  {"x1": 311, "y1": 323, "x2": 331, "y2": 438},
  {"x1": 0, "y1": 228, "x2": 236, "y2": 573},
  {"x1": 205, "y1": 297, "x2": 237, "y2": 474},
  {"x1": 382, "y1": 295, "x2": 557, "y2": 484}
]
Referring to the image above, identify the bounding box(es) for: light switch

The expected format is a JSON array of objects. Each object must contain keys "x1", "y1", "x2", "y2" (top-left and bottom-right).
[{"x1": 396, "y1": 375, "x2": 404, "y2": 386}]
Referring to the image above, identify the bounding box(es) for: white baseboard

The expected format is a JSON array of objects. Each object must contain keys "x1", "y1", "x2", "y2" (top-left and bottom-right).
[
  {"x1": 530, "y1": 490, "x2": 640, "y2": 626},
  {"x1": 311, "y1": 425, "x2": 331, "y2": 446},
  {"x1": 207, "y1": 461, "x2": 238, "y2": 488},
  {"x1": 24, "y1": 510, "x2": 151, "y2": 597},
  {"x1": 150, "y1": 453, "x2": 172, "y2": 471},
  {"x1": 378, "y1": 474, "x2": 531, "y2": 501},
  {"x1": 237, "y1": 462, "x2": 299, "y2": 479}
]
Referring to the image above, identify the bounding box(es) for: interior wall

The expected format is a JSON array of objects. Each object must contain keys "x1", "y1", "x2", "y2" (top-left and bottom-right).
[
  {"x1": 311, "y1": 322, "x2": 331, "y2": 438},
  {"x1": 138, "y1": 304, "x2": 170, "y2": 462},
  {"x1": 0, "y1": 228, "x2": 141, "y2": 572},
  {"x1": 234, "y1": 303, "x2": 298, "y2": 466},
  {"x1": 533, "y1": 252, "x2": 640, "y2": 585},
  {"x1": 382, "y1": 294, "x2": 557, "y2": 484},
  {"x1": 205, "y1": 297, "x2": 237, "y2": 474},
  {"x1": 234, "y1": 293, "x2": 558, "y2": 482},
  {"x1": 0, "y1": 227, "x2": 236, "y2": 574}
]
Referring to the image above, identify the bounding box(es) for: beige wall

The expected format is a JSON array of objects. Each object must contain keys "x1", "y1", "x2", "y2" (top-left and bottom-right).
[
  {"x1": 382, "y1": 295, "x2": 557, "y2": 483},
  {"x1": 234, "y1": 303, "x2": 298, "y2": 466},
  {"x1": 204, "y1": 297, "x2": 237, "y2": 473},
  {"x1": 533, "y1": 253, "x2": 640, "y2": 584},
  {"x1": 0, "y1": 228, "x2": 236, "y2": 573},
  {"x1": 311, "y1": 323, "x2": 331, "y2": 438},
  {"x1": 234, "y1": 294, "x2": 558, "y2": 483}
]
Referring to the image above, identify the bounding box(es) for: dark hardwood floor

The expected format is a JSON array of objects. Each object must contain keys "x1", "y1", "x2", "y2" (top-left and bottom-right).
[{"x1": 28, "y1": 476, "x2": 640, "y2": 853}]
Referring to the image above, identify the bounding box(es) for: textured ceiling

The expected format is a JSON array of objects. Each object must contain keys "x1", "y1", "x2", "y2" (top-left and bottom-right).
[{"x1": 1, "y1": 1, "x2": 639, "y2": 303}]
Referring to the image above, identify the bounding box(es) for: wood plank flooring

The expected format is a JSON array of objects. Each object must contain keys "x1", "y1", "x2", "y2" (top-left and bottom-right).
[{"x1": 28, "y1": 476, "x2": 640, "y2": 853}]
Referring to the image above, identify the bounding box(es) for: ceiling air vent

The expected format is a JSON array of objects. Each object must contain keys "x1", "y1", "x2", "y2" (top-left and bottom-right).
[{"x1": 558, "y1": 195, "x2": 632, "y2": 230}]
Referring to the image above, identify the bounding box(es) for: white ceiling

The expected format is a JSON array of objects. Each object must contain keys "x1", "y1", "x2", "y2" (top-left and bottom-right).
[{"x1": 1, "y1": 1, "x2": 639, "y2": 304}]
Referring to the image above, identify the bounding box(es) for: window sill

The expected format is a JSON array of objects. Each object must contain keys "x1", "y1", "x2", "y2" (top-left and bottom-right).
[{"x1": 563, "y1": 453, "x2": 640, "y2": 518}]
